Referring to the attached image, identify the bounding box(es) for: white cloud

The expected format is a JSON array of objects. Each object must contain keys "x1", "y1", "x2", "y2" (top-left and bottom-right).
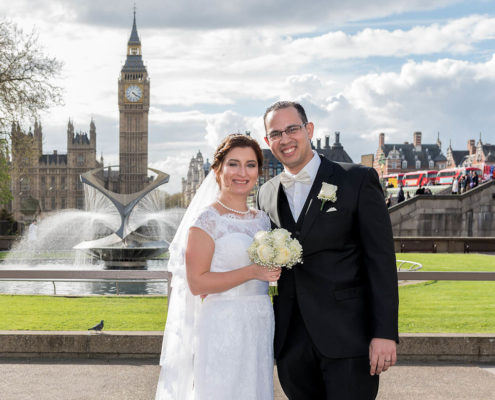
[
  {"x1": 3, "y1": 0, "x2": 461, "y2": 29},
  {"x1": 205, "y1": 111, "x2": 252, "y2": 148},
  {"x1": 3, "y1": 1, "x2": 495, "y2": 193},
  {"x1": 291, "y1": 55, "x2": 495, "y2": 162},
  {"x1": 149, "y1": 154, "x2": 192, "y2": 194}
]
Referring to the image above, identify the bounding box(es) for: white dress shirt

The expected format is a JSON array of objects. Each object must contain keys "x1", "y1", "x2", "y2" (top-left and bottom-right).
[{"x1": 282, "y1": 151, "x2": 321, "y2": 221}]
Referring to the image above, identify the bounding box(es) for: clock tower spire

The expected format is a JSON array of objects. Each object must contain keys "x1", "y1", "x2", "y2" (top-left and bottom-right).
[{"x1": 118, "y1": 8, "x2": 150, "y2": 194}]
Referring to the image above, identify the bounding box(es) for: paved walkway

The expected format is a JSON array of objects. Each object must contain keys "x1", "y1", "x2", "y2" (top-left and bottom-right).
[{"x1": 1, "y1": 359, "x2": 495, "y2": 400}]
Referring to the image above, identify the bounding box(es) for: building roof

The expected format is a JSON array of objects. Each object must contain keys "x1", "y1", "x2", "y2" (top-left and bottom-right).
[
  {"x1": 122, "y1": 55, "x2": 146, "y2": 72},
  {"x1": 128, "y1": 11, "x2": 141, "y2": 45},
  {"x1": 451, "y1": 150, "x2": 469, "y2": 166},
  {"x1": 72, "y1": 133, "x2": 90, "y2": 145},
  {"x1": 312, "y1": 132, "x2": 353, "y2": 163},
  {"x1": 382, "y1": 142, "x2": 445, "y2": 168},
  {"x1": 482, "y1": 144, "x2": 495, "y2": 157},
  {"x1": 39, "y1": 153, "x2": 67, "y2": 165},
  {"x1": 122, "y1": 12, "x2": 146, "y2": 73},
  {"x1": 262, "y1": 132, "x2": 353, "y2": 167}
]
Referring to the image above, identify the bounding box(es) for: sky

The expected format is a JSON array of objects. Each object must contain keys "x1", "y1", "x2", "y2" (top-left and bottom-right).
[{"x1": 1, "y1": 0, "x2": 495, "y2": 193}]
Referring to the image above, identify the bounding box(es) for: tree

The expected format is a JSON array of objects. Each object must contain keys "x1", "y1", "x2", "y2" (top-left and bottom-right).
[
  {"x1": 0, "y1": 20, "x2": 63, "y2": 130},
  {"x1": 0, "y1": 137, "x2": 10, "y2": 204},
  {"x1": 164, "y1": 192, "x2": 184, "y2": 208},
  {"x1": 0, "y1": 20, "x2": 63, "y2": 203}
]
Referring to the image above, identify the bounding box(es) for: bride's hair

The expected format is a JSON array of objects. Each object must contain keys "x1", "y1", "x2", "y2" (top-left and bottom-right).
[{"x1": 211, "y1": 133, "x2": 263, "y2": 175}]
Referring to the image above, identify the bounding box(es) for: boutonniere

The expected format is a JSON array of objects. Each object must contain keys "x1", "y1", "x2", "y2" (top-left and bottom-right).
[{"x1": 317, "y1": 182, "x2": 338, "y2": 211}]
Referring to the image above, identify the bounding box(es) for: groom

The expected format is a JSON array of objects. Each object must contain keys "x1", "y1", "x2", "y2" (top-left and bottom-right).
[{"x1": 257, "y1": 101, "x2": 399, "y2": 399}]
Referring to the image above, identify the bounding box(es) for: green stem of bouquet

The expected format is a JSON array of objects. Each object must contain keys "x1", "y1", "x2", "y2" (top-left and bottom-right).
[{"x1": 269, "y1": 285, "x2": 279, "y2": 296}]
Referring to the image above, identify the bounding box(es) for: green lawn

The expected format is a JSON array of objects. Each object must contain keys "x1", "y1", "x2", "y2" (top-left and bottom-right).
[
  {"x1": 0, "y1": 295, "x2": 168, "y2": 331},
  {"x1": 396, "y1": 252, "x2": 495, "y2": 271},
  {"x1": 0, "y1": 253, "x2": 494, "y2": 332},
  {"x1": 396, "y1": 253, "x2": 495, "y2": 333}
]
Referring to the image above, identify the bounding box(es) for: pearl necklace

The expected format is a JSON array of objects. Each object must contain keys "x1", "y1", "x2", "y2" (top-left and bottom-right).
[{"x1": 216, "y1": 199, "x2": 250, "y2": 215}]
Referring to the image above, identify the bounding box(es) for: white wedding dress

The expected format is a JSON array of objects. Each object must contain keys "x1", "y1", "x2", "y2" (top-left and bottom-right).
[{"x1": 156, "y1": 205, "x2": 274, "y2": 400}]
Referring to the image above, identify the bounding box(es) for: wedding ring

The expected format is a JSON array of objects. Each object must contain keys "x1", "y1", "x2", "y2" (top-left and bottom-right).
[{"x1": 384, "y1": 360, "x2": 391, "y2": 363}]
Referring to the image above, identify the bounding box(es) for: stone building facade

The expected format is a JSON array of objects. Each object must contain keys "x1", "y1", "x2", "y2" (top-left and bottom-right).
[
  {"x1": 372, "y1": 131, "x2": 447, "y2": 177},
  {"x1": 446, "y1": 137, "x2": 495, "y2": 170},
  {"x1": 118, "y1": 12, "x2": 150, "y2": 194},
  {"x1": 181, "y1": 131, "x2": 353, "y2": 206},
  {"x1": 389, "y1": 180, "x2": 495, "y2": 237},
  {"x1": 9, "y1": 120, "x2": 101, "y2": 222},
  {"x1": 181, "y1": 151, "x2": 211, "y2": 207}
]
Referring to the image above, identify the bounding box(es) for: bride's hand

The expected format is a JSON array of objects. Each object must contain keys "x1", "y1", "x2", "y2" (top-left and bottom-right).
[{"x1": 251, "y1": 265, "x2": 281, "y2": 282}]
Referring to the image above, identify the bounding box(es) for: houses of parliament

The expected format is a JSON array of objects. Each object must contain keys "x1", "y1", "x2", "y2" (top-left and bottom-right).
[{"x1": 8, "y1": 12, "x2": 150, "y2": 223}]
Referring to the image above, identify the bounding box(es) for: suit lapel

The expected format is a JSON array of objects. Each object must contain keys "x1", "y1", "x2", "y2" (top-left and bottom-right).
[
  {"x1": 299, "y1": 157, "x2": 335, "y2": 241},
  {"x1": 268, "y1": 176, "x2": 283, "y2": 228}
]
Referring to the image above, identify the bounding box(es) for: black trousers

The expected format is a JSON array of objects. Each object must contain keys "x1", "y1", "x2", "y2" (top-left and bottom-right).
[{"x1": 276, "y1": 302, "x2": 379, "y2": 400}]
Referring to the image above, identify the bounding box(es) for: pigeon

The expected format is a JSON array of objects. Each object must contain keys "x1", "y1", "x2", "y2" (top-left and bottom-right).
[{"x1": 88, "y1": 320, "x2": 104, "y2": 333}]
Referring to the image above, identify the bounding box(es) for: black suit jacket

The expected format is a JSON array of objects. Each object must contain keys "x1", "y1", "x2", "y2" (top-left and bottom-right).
[{"x1": 257, "y1": 156, "x2": 399, "y2": 359}]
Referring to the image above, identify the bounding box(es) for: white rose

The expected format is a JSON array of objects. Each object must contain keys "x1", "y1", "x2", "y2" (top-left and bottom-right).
[
  {"x1": 274, "y1": 246, "x2": 291, "y2": 265},
  {"x1": 257, "y1": 244, "x2": 274, "y2": 264},
  {"x1": 289, "y1": 239, "x2": 302, "y2": 256},
  {"x1": 254, "y1": 230, "x2": 269, "y2": 244},
  {"x1": 271, "y1": 229, "x2": 290, "y2": 243},
  {"x1": 318, "y1": 182, "x2": 338, "y2": 202}
]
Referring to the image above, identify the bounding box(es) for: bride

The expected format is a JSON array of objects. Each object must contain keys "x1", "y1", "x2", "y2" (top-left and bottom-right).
[{"x1": 155, "y1": 134, "x2": 280, "y2": 400}]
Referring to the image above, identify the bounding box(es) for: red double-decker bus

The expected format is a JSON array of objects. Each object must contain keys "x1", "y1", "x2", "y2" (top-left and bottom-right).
[
  {"x1": 383, "y1": 173, "x2": 404, "y2": 188},
  {"x1": 436, "y1": 167, "x2": 482, "y2": 185},
  {"x1": 402, "y1": 170, "x2": 438, "y2": 187}
]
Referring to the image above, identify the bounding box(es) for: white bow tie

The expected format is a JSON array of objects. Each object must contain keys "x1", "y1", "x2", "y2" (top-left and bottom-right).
[{"x1": 279, "y1": 170, "x2": 312, "y2": 188}]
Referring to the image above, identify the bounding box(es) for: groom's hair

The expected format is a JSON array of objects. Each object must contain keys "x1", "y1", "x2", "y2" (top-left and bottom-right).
[
  {"x1": 211, "y1": 134, "x2": 263, "y2": 176},
  {"x1": 263, "y1": 101, "x2": 308, "y2": 130}
]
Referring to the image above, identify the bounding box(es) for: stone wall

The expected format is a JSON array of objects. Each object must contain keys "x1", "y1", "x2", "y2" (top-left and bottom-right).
[{"x1": 389, "y1": 180, "x2": 495, "y2": 237}]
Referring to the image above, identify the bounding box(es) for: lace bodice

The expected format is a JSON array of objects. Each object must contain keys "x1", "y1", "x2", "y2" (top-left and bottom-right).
[
  {"x1": 190, "y1": 206, "x2": 271, "y2": 297},
  {"x1": 191, "y1": 206, "x2": 270, "y2": 241}
]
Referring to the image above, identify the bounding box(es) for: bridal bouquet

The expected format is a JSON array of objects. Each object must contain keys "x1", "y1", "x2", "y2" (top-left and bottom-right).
[{"x1": 248, "y1": 228, "x2": 303, "y2": 296}]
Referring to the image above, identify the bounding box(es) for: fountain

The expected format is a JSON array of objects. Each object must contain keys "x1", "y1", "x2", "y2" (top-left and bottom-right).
[
  {"x1": 3, "y1": 166, "x2": 184, "y2": 271},
  {"x1": 74, "y1": 166, "x2": 172, "y2": 268}
]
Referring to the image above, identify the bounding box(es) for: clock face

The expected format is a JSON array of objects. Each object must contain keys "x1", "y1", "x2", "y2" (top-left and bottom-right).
[{"x1": 125, "y1": 85, "x2": 143, "y2": 102}]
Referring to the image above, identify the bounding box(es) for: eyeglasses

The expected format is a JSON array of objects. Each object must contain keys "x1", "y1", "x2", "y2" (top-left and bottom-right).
[{"x1": 266, "y1": 123, "x2": 307, "y2": 142}]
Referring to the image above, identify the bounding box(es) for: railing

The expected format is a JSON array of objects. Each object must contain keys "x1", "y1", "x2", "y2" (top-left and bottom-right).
[
  {"x1": 0, "y1": 270, "x2": 494, "y2": 297},
  {"x1": 0, "y1": 270, "x2": 172, "y2": 296},
  {"x1": 396, "y1": 259, "x2": 423, "y2": 271},
  {"x1": 397, "y1": 271, "x2": 495, "y2": 281}
]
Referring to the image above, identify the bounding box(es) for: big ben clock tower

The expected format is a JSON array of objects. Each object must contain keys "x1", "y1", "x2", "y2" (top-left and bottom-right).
[{"x1": 118, "y1": 10, "x2": 149, "y2": 194}]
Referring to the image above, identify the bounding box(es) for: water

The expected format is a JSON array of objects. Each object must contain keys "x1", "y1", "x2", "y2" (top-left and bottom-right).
[{"x1": 0, "y1": 258, "x2": 169, "y2": 296}]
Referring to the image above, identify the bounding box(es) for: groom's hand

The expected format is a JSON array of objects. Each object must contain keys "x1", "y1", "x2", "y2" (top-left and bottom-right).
[{"x1": 369, "y1": 338, "x2": 397, "y2": 376}]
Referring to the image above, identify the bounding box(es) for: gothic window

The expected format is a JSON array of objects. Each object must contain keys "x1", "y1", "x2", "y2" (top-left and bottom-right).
[
  {"x1": 61, "y1": 176, "x2": 66, "y2": 190},
  {"x1": 61, "y1": 198, "x2": 66, "y2": 209},
  {"x1": 51, "y1": 198, "x2": 56, "y2": 209},
  {"x1": 20, "y1": 177, "x2": 30, "y2": 192},
  {"x1": 429, "y1": 160, "x2": 434, "y2": 168},
  {"x1": 51, "y1": 176, "x2": 56, "y2": 189},
  {"x1": 415, "y1": 160, "x2": 421, "y2": 169},
  {"x1": 77, "y1": 154, "x2": 84, "y2": 166},
  {"x1": 76, "y1": 197, "x2": 84, "y2": 210},
  {"x1": 41, "y1": 176, "x2": 46, "y2": 190},
  {"x1": 402, "y1": 160, "x2": 407, "y2": 169}
]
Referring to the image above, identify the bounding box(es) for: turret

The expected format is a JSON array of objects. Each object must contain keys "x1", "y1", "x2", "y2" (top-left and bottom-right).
[
  {"x1": 34, "y1": 120, "x2": 43, "y2": 154},
  {"x1": 67, "y1": 119, "x2": 74, "y2": 145},
  {"x1": 90, "y1": 118, "x2": 96, "y2": 146}
]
